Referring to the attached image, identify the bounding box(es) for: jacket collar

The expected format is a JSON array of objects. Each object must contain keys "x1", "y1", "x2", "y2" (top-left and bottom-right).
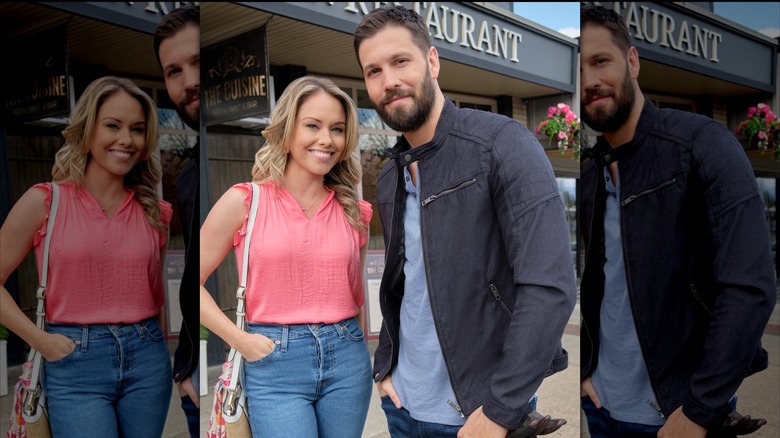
[
  {"x1": 386, "y1": 98, "x2": 457, "y2": 163},
  {"x1": 586, "y1": 97, "x2": 655, "y2": 167}
]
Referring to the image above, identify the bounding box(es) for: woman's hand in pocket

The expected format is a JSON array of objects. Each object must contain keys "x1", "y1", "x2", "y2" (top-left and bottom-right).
[
  {"x1": 236, "y1": 332, "x2": 275, "y2": 362},
  {"x1": 38, "y1": 333, "x2": 75, "y2": 362}
]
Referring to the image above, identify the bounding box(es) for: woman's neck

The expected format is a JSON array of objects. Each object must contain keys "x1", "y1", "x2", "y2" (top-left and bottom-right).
[
  {"x1": 82, "y1": 162, "x2": 126, "y2": 200},
  {"x1": 282, "y1": 168, "x2": 327, "y2": 199}
]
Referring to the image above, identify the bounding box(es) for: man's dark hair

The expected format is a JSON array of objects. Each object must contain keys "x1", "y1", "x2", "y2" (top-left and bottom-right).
[
  {"x1": 153, "y1": 4, "x2": 200, "y2": 69},
  {"x1": 353, "y1": 5, "x2": 431, "y2": 68},
  {"x1": 581, "y1": 4, "x2": 631, "y2": 54}
]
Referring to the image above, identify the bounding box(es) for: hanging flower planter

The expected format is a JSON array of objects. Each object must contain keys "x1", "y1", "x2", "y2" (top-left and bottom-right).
[
  {"x1": 536, "y1": 103, "x2": 581, "y2": 160},
  {"x1": 735, "y1": 103, "x2": 779, "y2": 162}
]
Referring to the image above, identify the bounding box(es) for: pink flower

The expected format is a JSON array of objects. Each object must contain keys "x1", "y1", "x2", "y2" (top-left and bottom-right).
[
  {"x1": 548, "y1": 106, "x2": 557, "y2": 116},
  {"x1": 766, "y1": 112, "x2": 776, "y2": 123},
  {"x1": 565, "y1": 112, "x2": 576, "y2": 124},
  {"x1": 558, "y1": 131, "x2": 566, "y2": 139},
  {"x1": 535, "y1": 127, "x2": 540, "y2": 135},
  {"x1": 747, "y1": 107, "x2": 757, "y2": 118},
  {"x1": 758, "y1": 131, "x2": 766, "y2": 139}
]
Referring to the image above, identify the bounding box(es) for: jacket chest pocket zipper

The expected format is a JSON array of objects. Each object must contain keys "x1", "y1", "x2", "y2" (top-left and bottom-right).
[
  {"x1": 621, "y1": 177, "x2": 677, "y2": 207},
  {"x1": 489, "y1": 283, "x2": 513, "y2": 315},
  {"x1": 422, "y1": 178, "x2": 477, "y2": 206},
  {"x1": 689, "y1": 283, "x2": 713, "y2": 316}
]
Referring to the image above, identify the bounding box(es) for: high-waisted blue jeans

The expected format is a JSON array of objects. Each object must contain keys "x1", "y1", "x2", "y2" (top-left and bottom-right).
[
  {"x1": 244, "y1": 316, "x2": 373, "y2": 437},
  {"x1": 44, "y1": 317, "x2": 172, "y2": 437}
]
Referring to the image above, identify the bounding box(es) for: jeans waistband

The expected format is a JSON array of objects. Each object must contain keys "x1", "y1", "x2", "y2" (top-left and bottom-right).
[
  {"x1": 247, "y1": 316, "x2": 358, "y2": 351},
  {"x1": 46, "y1": 317, "x2": 158, "y2": 349}
]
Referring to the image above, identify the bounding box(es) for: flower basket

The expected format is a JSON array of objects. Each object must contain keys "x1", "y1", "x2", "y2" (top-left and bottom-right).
[
  {"x1": 736, "y1": 103, "x2": 779, "y2": 162},
  {"x1": 536, "y1": 103, "x2": 581, "y2": 160}
]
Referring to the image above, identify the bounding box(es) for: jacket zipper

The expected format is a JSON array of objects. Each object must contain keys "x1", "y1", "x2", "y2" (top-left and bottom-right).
[
  {"x1": 421, "y1": 178, "x2": 477, "y2": 206},
  {"x1": 582, "y1": 318, "x2": 595, "y2": 377},
  {"x1": 689, "y1": 283, "x2": 713, "y2": 316},
  {"x1": 377, "y1": 160, "x2": 404, "y2": 382},
  {"x1": 582, "y1": 164, "x2": 602, "y2": 377},
  {"x1": 647, "y1": 400, "x2": 665, "y2": 419},
  {"x1": 620, "y1": 174, "x2": 665, "y2": 418},
  {"x1": 448, "y1": 400, "x2": 465, "y2": 418},
  {"x1": 417, "y1": 168, "x2": 465, "y2": 413},
  {"x1": 621, "y1": 177, "x2": 677, "y2": 207},
  {"x1": 489, "y1": 283, "x2": 513, "y2": 315}
]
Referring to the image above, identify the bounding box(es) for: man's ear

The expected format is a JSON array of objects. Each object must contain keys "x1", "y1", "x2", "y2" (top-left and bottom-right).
[
  {"x1": 628, "y1": 46, "x2": 640, "y2": 80},
  {"x1": 428, "y1": 46, "x2": 440, "y2": 80}
]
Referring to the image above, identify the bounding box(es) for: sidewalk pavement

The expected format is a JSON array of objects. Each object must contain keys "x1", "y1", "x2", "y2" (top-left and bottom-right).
[
  {"x1": 2, "y1": 299, "x2": 776, "y2": 438},
  {"x1": 196, "y1": 302, "x2": 582, "y2": 438},
  {"x1": 581, "y1": 300, "x2": 780, "y2": 438}
]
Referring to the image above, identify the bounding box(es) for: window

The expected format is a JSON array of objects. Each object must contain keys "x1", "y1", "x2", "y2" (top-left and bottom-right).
[
  {"x1": 757, "y1": 177, "x2": 778, "y2": 274},
  {"x1": 138, "y1": 81, "x2": 198, "y2": 252},
  {"x1": 646, "y1": 94, "x2": 697, "y2": 113},
  {"x1": 557, "y1": 178, "x2": 579, "y2": 276}
]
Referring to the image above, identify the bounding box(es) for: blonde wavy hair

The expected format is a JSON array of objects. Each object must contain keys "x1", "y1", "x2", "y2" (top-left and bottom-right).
[
  {"x1": 53, "y1": 76, "x2": 165, "y2": 231},
  {"x1": 252, "y1": 76, "x2": 367, "y2": 235}
]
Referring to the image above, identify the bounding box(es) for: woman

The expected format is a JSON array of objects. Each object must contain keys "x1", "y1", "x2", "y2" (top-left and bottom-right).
[
  {"x1": 0, "y1": 76, "x2": 173, "y2": 437},
  {"x1": 201, "y1": 75, "x2": 373, "y2": 437}
]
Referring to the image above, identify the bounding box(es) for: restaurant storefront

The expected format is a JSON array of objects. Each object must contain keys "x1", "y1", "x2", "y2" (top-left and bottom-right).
[
  {"x1": 199, "y1": 2, "x2": 580, "y2": 358},
  {"x1": 584, "y1": 1, "x2": 779, "y2": 276},
  {"x1": 0, "y1": 1, "x2": 199, "y2": 365}
]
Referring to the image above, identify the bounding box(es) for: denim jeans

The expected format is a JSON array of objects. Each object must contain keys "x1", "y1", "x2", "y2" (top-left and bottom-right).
[
  {"x1": 180, "y1": 395, "x2": 199, "y2": 438},
  {"x1": 381, "y1": 393, "x2": 538, "y2": 437},
  {"x1": 581, "y1": 395, "x2": 739, "y2": 438},
  {"x1": 244, "y1": 316, "x2": 372, "y2": 438},
  {"x1": 43, "y1": 318, "x2": 173, "y2": 438}
]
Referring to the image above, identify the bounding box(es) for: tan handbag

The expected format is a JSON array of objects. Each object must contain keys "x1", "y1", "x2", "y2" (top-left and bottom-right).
[
  {"x1": 207, "y1": 183, "x2": 259, "y2": 438},
  {"x1": 7, "y1": 183, "x2": 59, "y2": 438}
]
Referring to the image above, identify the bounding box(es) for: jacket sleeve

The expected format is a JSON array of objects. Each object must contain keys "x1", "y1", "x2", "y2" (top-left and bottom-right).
[
  {"x1": 483, "y1": 122, "x2": 578, "y2": 429},
  {"x1": 683, "y1": 121, "x2": 777, "y2": 429}
]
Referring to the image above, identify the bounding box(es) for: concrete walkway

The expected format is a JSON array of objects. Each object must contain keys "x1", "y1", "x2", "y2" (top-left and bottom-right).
[
  {"x1": 1, "y1": 299, "x2": 776, "y2": 437},
  {"x1": 580, "y1": 300, "x2": 780, "y2": 438},
  {"x1": 194, "y1": 304, "x2": 582, "y2": 438}
]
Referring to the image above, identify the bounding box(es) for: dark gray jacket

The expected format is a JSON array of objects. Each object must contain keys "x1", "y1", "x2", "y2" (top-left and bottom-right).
[
  {"x1": 580, "y1": 98, "x2": 777, "y2": 429},
  {"x1": 373, "y1": 98, "x2": 577, "y2": 429}
]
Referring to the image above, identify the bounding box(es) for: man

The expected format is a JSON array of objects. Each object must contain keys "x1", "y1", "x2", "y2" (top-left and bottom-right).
[
  {"x1": 579, "y1": 5, "x2": 776, "y2": 438},
  {"x1": 353, "y1": 6, "x2": 577, "y2": 437},
  {"x1": 153, "y1": 5, "x2": 200, "y2": 437}
]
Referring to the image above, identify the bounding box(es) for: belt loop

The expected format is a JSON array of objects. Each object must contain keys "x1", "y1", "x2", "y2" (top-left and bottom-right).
[
  {"x1": 336, "y1": 321, "x2": 345, "y2": 339},
  {"x1": 280, "y1": 325, "x2": 289, "y2": 352},
  {"x1": 81, "y1": 325, "x2": 89, "y2": 352},
  {"x1": 135, "y1": 320, "x2": 146, "y2": 338}
]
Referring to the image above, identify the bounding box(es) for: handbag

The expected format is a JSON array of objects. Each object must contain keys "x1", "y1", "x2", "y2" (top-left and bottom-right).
[
  {"x1": 7, "y1": 182, "x2": 59, "y2": 438},
  {"x1": 207, "y1": 182, "x2": 260, "y2": 438}
]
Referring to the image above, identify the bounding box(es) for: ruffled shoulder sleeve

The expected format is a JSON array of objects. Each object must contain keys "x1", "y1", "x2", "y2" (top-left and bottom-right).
[
  {"x1": 158, "y1": 200, "x2": 173, "y2": 247},
  {"x1": 358, "y1": 199, "x2": 373, "y2": 248},
  {"x1": 31, "y1": 183, "x2": 53, "y2": 248},
  {"x1": 231, "y1": 182, "x2": 255, "y2": 247}
]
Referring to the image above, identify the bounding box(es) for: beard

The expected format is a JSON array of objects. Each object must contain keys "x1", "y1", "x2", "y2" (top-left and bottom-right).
[
  {"x1": 374, "y1": 70, "x2": 436, "y2": 133},
  {"x1": 581, "y1": 66, "x2": 635, "y2": 133},
  {"x1": 175, "y1": 88, "x2": 200, "y2": 131}
]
